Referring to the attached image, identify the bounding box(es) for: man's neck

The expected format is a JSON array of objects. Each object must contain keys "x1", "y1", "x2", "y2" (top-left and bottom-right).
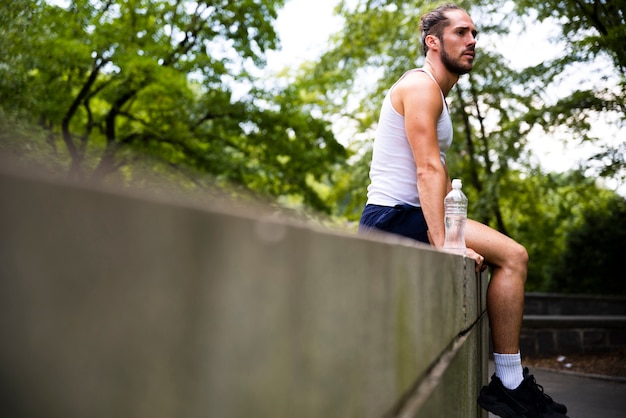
[{"x1": 422, "y1": 60, "x2": 459, "y2": 96}]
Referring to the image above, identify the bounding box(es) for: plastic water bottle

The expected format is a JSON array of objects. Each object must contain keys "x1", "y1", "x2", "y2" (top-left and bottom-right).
[{"x1": 443, "y1": 179, "x2": 467, "y2": 255}]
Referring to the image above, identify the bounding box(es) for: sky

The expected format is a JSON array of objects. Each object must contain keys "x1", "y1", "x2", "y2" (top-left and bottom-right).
[
  {"x1": 265, "y1": 0, "x2": 343, "y2": 73},
  {"x1": 267, "y1": 0, "x2": 624, "y2": 194}
]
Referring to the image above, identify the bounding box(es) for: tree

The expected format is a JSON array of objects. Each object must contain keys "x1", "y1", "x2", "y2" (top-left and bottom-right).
[
  {"x1": 0, "y1": 0, "x2": 347, "y2": 213},
  {"x1": 550, "y1": 194, "x2": 626, "y2": 294},
  {"x1": 512, "y1": 0, "x2": 626, "y2": 181},
  {"x1": 514, "y1": 0, "x2": 626, "y2": 76},
  {"x1": 489, "y1": 169, "x2": 620, "y2": 291}
]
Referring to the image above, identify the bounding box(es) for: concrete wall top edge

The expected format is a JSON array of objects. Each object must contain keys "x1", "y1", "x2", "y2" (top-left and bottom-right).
[{"x1": 0, "y1": 157, "x2": 459, "y2": 261}]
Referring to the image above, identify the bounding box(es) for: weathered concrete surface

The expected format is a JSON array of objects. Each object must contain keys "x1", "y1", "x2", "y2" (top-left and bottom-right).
[{"x1": 0, "y1": 163, "x2": 488, "y2": 418}]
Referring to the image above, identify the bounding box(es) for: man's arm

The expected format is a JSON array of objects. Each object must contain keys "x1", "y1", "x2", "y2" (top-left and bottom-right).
[{"x1": 392, "y1": 72, "x2": 449, "y2": 247}]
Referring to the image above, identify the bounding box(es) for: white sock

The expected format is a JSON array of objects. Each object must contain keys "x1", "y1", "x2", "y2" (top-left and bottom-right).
[{"x1": 494, "y1": 352, "x2": 524, "y2": 390}]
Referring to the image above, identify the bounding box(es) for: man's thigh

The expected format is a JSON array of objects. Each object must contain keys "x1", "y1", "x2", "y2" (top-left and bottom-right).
[{"x1": 465, "y1": 219, "x2": 522, "y2": 266}]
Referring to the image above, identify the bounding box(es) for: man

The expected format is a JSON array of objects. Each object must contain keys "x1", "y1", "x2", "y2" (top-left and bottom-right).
[{"x1": 359, "y1": 4, "x2": 568, "y2": 417}]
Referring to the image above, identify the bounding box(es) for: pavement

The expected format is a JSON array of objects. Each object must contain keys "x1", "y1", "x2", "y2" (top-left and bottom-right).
[{"x1": 486, "y1": 362, "x2": 626, "y2": 417}]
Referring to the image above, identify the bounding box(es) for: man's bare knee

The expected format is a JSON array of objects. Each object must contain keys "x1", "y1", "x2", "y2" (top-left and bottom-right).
[
  {"x1": 505, "y1": 242, "x2": 528, "y2": 280},
  {"x1": 512, "y1": 242, "x2": 528, "y2": 266}
]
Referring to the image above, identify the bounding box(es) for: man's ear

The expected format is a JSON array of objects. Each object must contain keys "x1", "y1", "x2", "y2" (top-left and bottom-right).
[{"x1": 425, "y1": 34, "x2": 440, "y2": 51}]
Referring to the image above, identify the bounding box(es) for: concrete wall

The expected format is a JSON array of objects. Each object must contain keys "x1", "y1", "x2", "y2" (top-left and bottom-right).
[
  {"x1": 525, "y1": 292, "x2": 626, "y2": 316},
  {"x1": 0, "y1": 163, "x2": 488, "y2": 418},
  {"x1": 522, "y1": 293, "x2": 626, "y2": 356}
]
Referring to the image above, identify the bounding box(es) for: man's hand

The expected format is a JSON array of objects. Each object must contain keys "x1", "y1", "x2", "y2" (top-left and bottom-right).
[{"x1": 466, "y1": 247, "x2": 487, "y2": 273}]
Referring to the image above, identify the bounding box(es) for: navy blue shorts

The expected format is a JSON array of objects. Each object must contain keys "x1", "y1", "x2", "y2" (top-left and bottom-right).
[{"x1": 359, "y1": 204, "x2": 430, "y2": 244}]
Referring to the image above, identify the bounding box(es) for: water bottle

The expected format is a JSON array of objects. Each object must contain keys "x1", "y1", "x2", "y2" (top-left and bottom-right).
[{"x1": 443, "y1": 178, "x2": 467, "y2": 255}]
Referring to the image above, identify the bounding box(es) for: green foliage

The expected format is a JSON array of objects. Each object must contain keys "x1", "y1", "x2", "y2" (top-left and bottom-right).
[
  {"x1": 328, "y1": 145, "x2": 372, "y2": 221},
  {"x1": 0, "y1": 0, "x2": 347, "y2": 213},
  {"x1": 512, "y1": 0, "x2": 626, "y2": 178},
  {"x1": 491, "y1": 170, "x2": 619, "y2": 291},
  {"x1": 550, "y1": 194, "x2": 626, "y2": 294},
  {"x1": 513, "y1": 0, "x2": 626, "y2": 73}
]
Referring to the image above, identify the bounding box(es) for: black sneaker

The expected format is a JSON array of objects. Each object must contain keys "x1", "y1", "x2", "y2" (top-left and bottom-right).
[
  {"x1": 477, "y1": 369, "x2": 568, "y2": 417},
  {"x1": 522, "y1": 367, "x2": 567, "y2": 414}
]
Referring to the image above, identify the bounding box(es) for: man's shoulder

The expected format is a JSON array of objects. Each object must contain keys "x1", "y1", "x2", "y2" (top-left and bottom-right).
[
  {"x1": 393, "y1": 70, "x2": 443, "y2": 113},
  {"x1": 396, "y1": 70, "x2": 440, "y2": 93},
  {"x1": 394, "y1": 71, "x2": 441, "y2": 107}
]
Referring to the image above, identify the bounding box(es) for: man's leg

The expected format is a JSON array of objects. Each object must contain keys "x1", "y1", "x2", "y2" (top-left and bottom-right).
[
  {"x1": 467, "y1": 219, "x2": 568, "y2": 416},
  {"x1": 465, "y1": 219, "x2": 527, "y2": 390},
  {"x1": 465, "y1": 219, "x2": 528, "y2": 355}
]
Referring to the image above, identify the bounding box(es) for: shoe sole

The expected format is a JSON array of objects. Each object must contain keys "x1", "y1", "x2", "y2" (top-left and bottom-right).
[
  {"x1": 479, "y1": 397, "x2": 568, "y2": 418},
  {"x1": 477, "y1": 395, "x2": 527, "y2": 417}
]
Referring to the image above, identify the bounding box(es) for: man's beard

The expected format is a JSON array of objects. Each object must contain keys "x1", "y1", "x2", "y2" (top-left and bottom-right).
[{"x1": 441, "y1": 44, "x2": 473, "y2": 75}]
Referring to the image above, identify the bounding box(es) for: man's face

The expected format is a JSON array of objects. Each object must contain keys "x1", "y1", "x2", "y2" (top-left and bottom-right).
[{"x1": 440, "y1": 10, "x2": 477, "y2": 75}]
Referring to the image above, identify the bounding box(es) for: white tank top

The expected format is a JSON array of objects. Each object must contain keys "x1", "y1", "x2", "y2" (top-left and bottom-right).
[{"x1": 366, "y1": 68, "x2": 453, "y2": 207}]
